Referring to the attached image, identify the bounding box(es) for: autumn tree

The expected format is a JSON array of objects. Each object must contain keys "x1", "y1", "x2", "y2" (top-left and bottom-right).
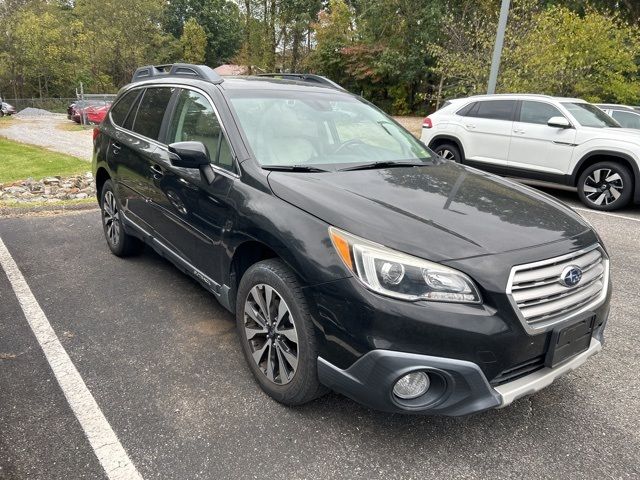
[
  {"x1": 305, "y1": 0, "x2": 353, "y2": 84},
  {"x1": 180, "y1": 18, "x2": 207, "y2": 64}
]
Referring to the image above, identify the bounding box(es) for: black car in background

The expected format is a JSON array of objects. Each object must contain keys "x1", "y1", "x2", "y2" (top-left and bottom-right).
[{"x1": 93, "y1": 64, "x2": 610, "y2": 415}]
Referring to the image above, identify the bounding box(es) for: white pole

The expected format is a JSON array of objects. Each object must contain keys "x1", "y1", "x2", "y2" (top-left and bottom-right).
[{"x1": 487, "y1": 0, "x2": 511, "y2": 94}]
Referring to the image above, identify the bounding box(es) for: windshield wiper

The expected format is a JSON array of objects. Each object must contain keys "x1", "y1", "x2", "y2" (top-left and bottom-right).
[
  {"x1": 262, "y1": 165, "x2": 328, "y2": 172},
  {"x1": 339, "y1": 160, "x2": 427, "y2": 171}
]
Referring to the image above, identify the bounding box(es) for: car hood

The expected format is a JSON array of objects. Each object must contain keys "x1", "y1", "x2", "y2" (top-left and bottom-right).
[
  {"x1": 578, "y1": 126, "x2": 640, "y2": 145},
  {"x1": 267, "y1": 161, "x2": 591, "y2": 262}
]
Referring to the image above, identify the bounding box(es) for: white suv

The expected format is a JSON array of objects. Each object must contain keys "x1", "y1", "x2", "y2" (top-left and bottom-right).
[{"x1": 421, "y1": 94, "x2": 640, "y2": 210}]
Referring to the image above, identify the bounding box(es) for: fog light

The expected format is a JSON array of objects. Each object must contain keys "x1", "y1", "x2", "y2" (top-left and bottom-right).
[{"x1": 393, "y1": 371, "x2": 430, "y2": 400}]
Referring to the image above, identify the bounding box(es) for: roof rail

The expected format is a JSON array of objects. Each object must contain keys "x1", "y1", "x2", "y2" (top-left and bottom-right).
[
  {"x1": 131, "y1": 64, "x2": 224, "y2": 85},
  {"x1": 256, "y1": 73, "x2": 346, "y2": 91}
]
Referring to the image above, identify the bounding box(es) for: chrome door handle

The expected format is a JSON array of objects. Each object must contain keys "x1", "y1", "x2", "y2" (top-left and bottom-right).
[
  {"x1": 112, "y1": 142, "x2": 122, "y2": 155},
  {"x1": 150, "y1": 164, "x2": 164, "y2": 178},
  {"x1": 513, "y1": 129, "x2": 525, "y2": 134},
  {"x1": 466, "y1": 124, "x2": 476, "y2": 129}
]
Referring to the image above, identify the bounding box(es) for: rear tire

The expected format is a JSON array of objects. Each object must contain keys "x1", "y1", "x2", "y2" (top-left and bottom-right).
[
  {"x1": 236, "y1": 259, "x2": 327, "y2": 406},
  {"x1": 100, "y1": 179, "x2": 142, "y2": 256},
  {"x1": 433, "y1": 142, "x2": 462, "y2": 163},
  {"x1": 577, "y1": 162, "x2": 632, "y2": 211}
]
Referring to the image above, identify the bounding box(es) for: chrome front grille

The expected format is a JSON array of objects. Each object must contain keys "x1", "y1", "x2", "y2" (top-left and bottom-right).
[{"x1": 507, "y1": 245, "x2": 609, "y2": 331}]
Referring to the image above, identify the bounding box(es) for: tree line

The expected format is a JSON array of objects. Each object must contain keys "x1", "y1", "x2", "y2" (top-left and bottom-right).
[{"x1": 0, "y1": 0, "x2": 639, "y2": 114}]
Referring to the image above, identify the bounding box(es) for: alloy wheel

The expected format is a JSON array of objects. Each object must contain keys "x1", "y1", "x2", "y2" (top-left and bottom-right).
[
  {"x1": 243, "y1": 284, "x2": 299, "y2": 385},
  {"x1": 583, "y1": 168, "x2": 624, "y2": 207},
  {"x1": 437, "y1": 148, "x2": 456, "y2": 161},
  {"x1": 102, "y1": 190, "x2": 121, "y2": 246}
]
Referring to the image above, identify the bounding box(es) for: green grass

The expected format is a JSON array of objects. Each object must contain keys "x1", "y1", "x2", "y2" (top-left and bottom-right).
[{"x1": 0, "y1": 137, "x2": 89, "y2": 183}]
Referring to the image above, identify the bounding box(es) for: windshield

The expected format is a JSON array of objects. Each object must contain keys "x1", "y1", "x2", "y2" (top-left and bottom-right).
[
  {"x1": 227, "y1": 91, "x2": 432, "y2": 169},
  {"x1": 561, "y1": 102, "x2": 620, "y2": 128}
]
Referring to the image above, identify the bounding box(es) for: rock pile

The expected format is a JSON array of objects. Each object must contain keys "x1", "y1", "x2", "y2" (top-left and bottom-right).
[
  {"x1": 0, "y1": 172, "x2": 96, "y2": 203},
  {"x1": 14, "y1": 107, "x2": 56, "y2": 118}
]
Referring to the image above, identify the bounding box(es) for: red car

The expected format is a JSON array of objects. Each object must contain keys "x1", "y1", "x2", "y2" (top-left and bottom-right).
[
  {"x1": 70, "y1": 100, "x2": 111, "y2": 124},
  {"x1": 84, "y1": 104, "x2": 110, "y2": 124}
]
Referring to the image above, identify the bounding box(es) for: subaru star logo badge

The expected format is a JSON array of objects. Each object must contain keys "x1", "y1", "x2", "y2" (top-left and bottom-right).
[{"x1": 560, "y1": 265, "x2": 582, "y2": 288}]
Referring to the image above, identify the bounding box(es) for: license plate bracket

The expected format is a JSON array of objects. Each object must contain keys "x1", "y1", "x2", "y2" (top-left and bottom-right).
[{"x1": 545, "y1": 315, "x2": 596, "y2": 368}]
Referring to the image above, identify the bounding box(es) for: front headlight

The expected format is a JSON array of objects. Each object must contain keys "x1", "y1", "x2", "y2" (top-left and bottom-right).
[{"x1": 329, "y1": 227, "x2": 481, "y2": 304}]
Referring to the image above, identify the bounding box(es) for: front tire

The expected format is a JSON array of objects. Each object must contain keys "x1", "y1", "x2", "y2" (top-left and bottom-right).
[
  {"x1": 577, "y1": 162, "x2": 632, "y2": 211},
  {"x1": 236, "y1": 259, "x2": 326, "y2": 406},
  {"x1": 433, "y1": 142, "x2": 462, "y2": 163},
  {"x1": 100, "y1": 179, "x2": 142, "y2": 256}
]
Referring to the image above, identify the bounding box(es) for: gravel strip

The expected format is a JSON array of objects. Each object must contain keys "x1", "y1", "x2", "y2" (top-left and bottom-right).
[
  {"x1": 0, "y1": 114, "x2": 93, "y2": 161},
  {"x1": 393, "y1": 116, "x2": 424, "y2": 138}
]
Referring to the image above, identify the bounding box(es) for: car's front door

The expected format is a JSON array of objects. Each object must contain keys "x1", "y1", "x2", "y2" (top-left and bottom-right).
[
  {"x1": 146, "y1": 88, "x2": 237, "y2": 286},
  {"x1": 459, "y1": 99, "x2": 516, "y2": 167},
  {"x1": 507, "y1": 100, "x2": 577, "y2": 176}
]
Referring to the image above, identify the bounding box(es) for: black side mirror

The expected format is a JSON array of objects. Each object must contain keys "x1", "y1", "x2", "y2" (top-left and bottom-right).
[{"x1": 168, "y1": 141, "x2": 210, "y2": 168}]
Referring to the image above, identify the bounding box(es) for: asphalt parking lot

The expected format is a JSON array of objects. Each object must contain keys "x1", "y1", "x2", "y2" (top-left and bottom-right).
[{"x1": 1, "y1": 189, "x2": 639, "y2": 480}]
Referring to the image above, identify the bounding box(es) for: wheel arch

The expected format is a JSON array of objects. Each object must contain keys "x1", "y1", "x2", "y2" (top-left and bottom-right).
[
  {"x1": 227, "y1": 239, "x2": 292, "y2": 313},
  {"x1": 95, "y1": 167, "x2": 111, "y2": 202},
  {"x1": 427, "y1": 135, "x2": 466, "y2": 162},
  {"x1": 572, "y1": 150, "x2": 640, "y2": 203}
]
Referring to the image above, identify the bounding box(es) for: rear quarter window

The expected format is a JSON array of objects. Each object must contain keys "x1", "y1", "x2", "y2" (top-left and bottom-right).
[
  {"x1": 109, "y1": 90, "x2": 140, "y2": 127},
  {"x1": 456, "y1": 102, "x2": 477, "y2": 116}
]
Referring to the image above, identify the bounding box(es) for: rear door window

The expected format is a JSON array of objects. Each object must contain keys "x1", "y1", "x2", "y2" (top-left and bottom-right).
[
  {"x1": 468, "y1": 100, "x2": 515, "y2": 121},
  {"x1": 132, "y1": 87, "x2": 174, "y2": 141},
  {"x1": 519, "y1": 101, "x2": 563, "y2": 125}
]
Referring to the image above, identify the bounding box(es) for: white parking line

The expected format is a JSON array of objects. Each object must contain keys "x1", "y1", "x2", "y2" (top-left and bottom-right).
[
  {"x1": 573, "y1": 207, "x2": 640, "y2": 224},
  {"x1": 0, "y1": 237, "x2": 143, "y2": 480}
]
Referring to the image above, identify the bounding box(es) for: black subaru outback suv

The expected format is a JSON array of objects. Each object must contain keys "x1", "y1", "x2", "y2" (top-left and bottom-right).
[{"x1": 93, "y1": 64, "x2": 610, "y2": 415}]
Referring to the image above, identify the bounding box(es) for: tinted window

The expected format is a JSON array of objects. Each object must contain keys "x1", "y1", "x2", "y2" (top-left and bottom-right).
[
  {"x1": 519, "y1": 101, "x2": 563, "y2": 125},
  {"x1": 132, "y1": 87, "x2": 174, "y2": 140},
  {"x1": 110, "y1": 90, "x2": 139, "y2": 127},
  {"x1": 469, "y1": 100, "x2": 515, "y2": 121},
  {"x1": 167, "y1": 89, "x2": 235, "y2": 172},
  {"x1": 611, "y1": 110, "x2": 640, "y2": 129}
]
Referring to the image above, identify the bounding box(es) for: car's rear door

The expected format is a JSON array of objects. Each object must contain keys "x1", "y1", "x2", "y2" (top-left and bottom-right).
[
  {"x1": 111, "y1": 86, "x2": 175, "y2": 231},
  {"x1": 507, "y1": 100, "x2": 577, "y2": 176},
  {"x1": 106, "y1": 88, "x2": 149, "y2": 226},
  {"x1": 458, "y1": 99, "x2": 516, "y2": 167}
]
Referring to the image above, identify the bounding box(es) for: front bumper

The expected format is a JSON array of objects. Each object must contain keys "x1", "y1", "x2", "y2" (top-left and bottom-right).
[{"x1": 318, "y1": 337, "x2": 602, "y2": 416}]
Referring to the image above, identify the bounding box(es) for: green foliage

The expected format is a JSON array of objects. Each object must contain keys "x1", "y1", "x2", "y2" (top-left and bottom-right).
[
  {"x1": 164, "y1": 0, "x2": 243, "y2": 65},
  {"x1": 431, "y1": 0, "x2": 640, "y2": 106},
  {"x1": 181, "y1": 18, "x2": 207, "y2": 64},
  {"x1": 9, "y1": 4, "x2": 85, "y2": 98},
  {"x1": 1, "y1": 0, "x2": 640, "y2": 112},
  {"x1": 305, "y1": 0, "x2": 353, "y2": 83},
  {"x1": 502, "y1": 6, "x2": 640, "y2": 103}
]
